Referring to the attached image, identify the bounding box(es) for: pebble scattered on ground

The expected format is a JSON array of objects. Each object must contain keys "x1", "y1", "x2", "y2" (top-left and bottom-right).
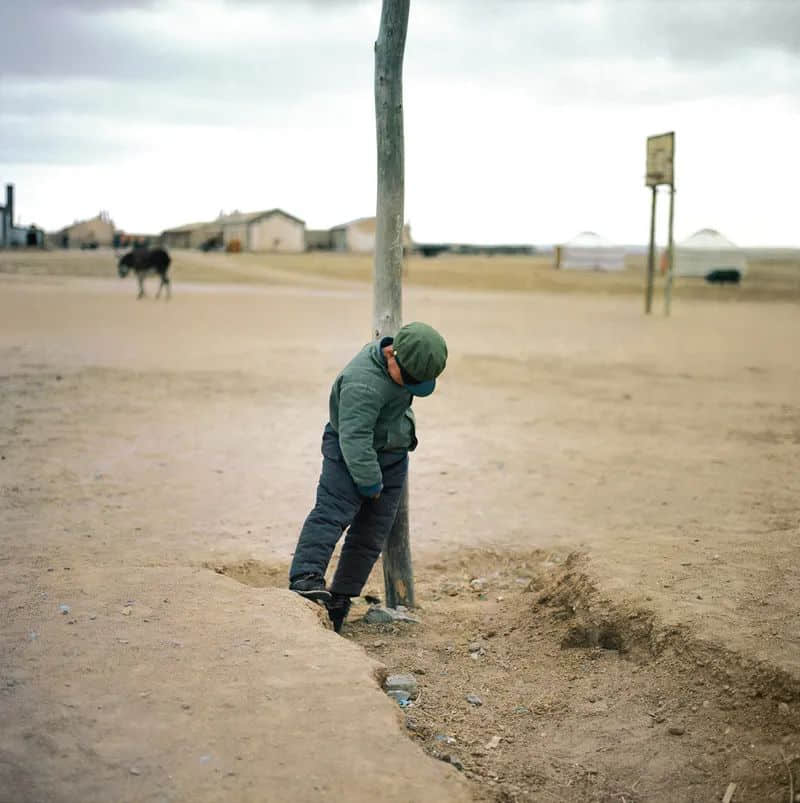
[
  {"x1": 363, "y1": 606, "x2": 420, "y2": 624},
  {"x1": 384, "y1": 674, "x2": 419, "y2": 699}
]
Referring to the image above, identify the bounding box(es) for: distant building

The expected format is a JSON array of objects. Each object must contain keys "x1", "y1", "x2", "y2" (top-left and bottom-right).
[
  {"x1": 52, "y1": 212, "x2": 115, "y2": 248},
  {"x1": 161, "y1": 221, "x2": 224, "y2": 251},
  {"x1": 1, "y1": 184, "x2": 16, "y2": 247},
  {"x1": 220, "y1": 209, "x2": 305, "y2": 253},
  {"x1": 329, "y1": 217, "x2": 412, "y2": 253},
  {"x1": 555, "y1": 231, "x2": 625, "y2": 271},
  {"x1": 115, "y1": 231, "x2": 159, "y2": 250},
  {"x1": 1, "y1": 183, "x2": 45, "y2": 248},
  {"x1": 305, "y1": 229, "x2": 333, "y2": 251},
  {"x1": 673, "y1": 228, "x2": 748, "y2": 278}
]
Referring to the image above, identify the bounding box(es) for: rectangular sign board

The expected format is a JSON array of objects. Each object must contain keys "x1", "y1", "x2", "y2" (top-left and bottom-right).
[{"x1": 646, "y1": 132, "x2": 675, "y2": 187}]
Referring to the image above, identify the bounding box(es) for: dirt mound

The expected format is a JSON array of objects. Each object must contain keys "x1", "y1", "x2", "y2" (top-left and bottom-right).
[
  {"x1": 207, "y1": 549, "x2": 800, "y2": 801},
  {"x1": 204, "y1": 558, "x2": 287, "y2": 589},
  {"x1": 527, "y1": 552, "x2": 800, "y2": 705},
  {"x1": 348, "y1": 550, "x2": 799, "y2": 803}
]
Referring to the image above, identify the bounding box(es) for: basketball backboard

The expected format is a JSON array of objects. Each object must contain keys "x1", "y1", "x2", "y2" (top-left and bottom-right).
[{"x1": 646, "y1": 132, "x2": 675, "y2": 187}]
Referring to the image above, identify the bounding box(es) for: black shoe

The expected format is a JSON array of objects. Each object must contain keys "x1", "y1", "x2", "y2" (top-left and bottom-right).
[
  {"x1": 326, "y1": 593, "x2": 352, "y2": 633},
  {"x1": 289, "y1": 573, "x2": 331, "y2": 603}
]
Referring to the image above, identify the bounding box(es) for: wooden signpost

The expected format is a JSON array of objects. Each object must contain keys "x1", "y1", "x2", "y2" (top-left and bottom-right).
[
  {"x1": 645, "y1": 132, "x2": 676, "y2": 315},
  {"x1": 373, "y1": 0, "x2": 414, "y2": 608}
]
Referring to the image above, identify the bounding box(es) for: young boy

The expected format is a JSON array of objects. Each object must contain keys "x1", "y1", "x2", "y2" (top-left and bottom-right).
[{"x1": 289, "y1": 321, "x2": 448, "y2": 631}]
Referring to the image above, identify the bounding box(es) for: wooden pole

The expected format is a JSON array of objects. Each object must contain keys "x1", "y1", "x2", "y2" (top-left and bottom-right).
[
  {"x1": 645, "y1": 185, "x2": 657, "y2": 314},
  {"x1": 382, "y1": 477, "x2": 412, "y2": 608},
  {"x1": 664, "y1": 184, "x2": 676, "y2": 316},
  {"x1": 374, "y1": 0, "x2": 414, "y2": 608}
]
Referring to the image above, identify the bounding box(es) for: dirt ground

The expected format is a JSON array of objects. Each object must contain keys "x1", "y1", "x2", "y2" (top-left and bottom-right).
[{"x1": 1, "y1": 250, "x2": 799, "y2": 802}]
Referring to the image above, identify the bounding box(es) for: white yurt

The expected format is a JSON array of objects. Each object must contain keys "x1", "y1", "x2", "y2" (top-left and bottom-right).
[
  {"x1": 673, "y1": 228, "x2": 748, "y2": 278},
  {"x1": 557, "y1": 231, "x2": 625, "y2": 271}
]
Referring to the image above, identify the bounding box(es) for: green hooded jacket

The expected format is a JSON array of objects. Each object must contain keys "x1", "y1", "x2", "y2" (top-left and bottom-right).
[{"x1": 328, "y1": 338, "x2": 417, "y2": 496}]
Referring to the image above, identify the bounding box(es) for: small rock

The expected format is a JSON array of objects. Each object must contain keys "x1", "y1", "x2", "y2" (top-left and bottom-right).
[
  {"x1": 363, "y1": 606, "x2": 420, "y2": 624},
  {"x1": 779, "y1": 702, "x2": 790, "y2": 714},
  {"x1": 384, "y1": 674, "x2": 418, "y2": 699},
  {"x1": 485, "y1": 735, "x2": 501, "y2": 749},
  {"x1": 405, "y1": 717, "x2": 419, "y2": 731},
  {"x1": 466, "y1": 694, "x2": 483, "y2": 706},
  {"x1": 468, "y1": 642, "x2": 482, "y2": 653},
  {"x1": 470, "y1": 578, "x2": 488, "y2": 592},
  {"x1": 129, "y1": 767, "x2": 141, "y2": 776},
  {"x1": 668, "y1": 726, "x2": 685, "y2": 736},
  {"x1": 445, "y1": 756, "x2": 464, "y2": 771},
  {"x1": 513, "y1": 706, "x2": 529, "y2": 714},
  {"x1": 181, "y1": 703, "x2": 191, "y2": 710},
  {"x1": 121, "y1": 607, "x2": 132, "y2": 616},
  {"x1": 372, "y1": 641, "x2": 385, "y2": 648},
  {"x1": 435, "y1": 734, "x2": 456, "y2": 745},
  {"x1": 59, "y1": 605, "x2": 70, "y2": 615}
]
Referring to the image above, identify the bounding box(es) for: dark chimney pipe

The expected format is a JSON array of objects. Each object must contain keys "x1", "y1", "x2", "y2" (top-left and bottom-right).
[{"x1": 6, "y1": 184, "x2": 13, "y2": 227}]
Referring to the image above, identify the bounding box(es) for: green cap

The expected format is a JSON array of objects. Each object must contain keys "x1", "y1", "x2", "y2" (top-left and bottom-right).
[{"x1": 393, "y1": 322, "x2": 448, "y2": 396}]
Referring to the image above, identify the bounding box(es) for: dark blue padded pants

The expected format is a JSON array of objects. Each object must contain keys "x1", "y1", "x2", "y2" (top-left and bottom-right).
[{"x1": 289, "y1": 424, "x2": 408, "y2": 597}]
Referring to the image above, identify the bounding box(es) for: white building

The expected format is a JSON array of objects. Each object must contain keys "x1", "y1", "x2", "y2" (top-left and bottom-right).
[
  {"x1": 673, "y1": 229, "x2": 748, "y2": 278},
  {"x1": 556, "y1": 231, "x2": 625, "y2": 271},
  {"x1": 329, "y1": 217, "x2": 412, "y2": 253},
  {"x1": 221, "y1": 209, "x2": 305, "y2": 253}
]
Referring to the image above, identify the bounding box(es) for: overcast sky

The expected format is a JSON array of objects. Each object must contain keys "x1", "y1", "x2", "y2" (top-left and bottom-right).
[{"x1": 1, "y1": 0, "x2": 798, "y2": 245}]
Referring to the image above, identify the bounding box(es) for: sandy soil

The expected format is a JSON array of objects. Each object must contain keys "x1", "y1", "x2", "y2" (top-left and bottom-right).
[{"x1": 1, "y1": 252, "x2": 799, "y2": 801}]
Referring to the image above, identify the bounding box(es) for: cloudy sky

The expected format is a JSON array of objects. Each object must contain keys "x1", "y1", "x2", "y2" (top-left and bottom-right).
[{"x1": 1, "y1": 0, "x2": 798, "y2": 245}]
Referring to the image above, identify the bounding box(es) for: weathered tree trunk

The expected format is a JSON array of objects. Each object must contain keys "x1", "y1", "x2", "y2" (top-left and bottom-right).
[{"x1": 374, "y1": 0, "x2": 414, "y2": 608}]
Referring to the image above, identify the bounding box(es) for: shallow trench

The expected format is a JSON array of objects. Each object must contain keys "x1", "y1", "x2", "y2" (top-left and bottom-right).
[{"x1": 207, "y1": 551, "x2": 800, "y2": 803}]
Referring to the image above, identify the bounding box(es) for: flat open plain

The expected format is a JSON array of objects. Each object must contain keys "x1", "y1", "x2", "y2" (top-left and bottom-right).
[{"x1": 1, "y1": 249, "x2": 799, "y2": 802}]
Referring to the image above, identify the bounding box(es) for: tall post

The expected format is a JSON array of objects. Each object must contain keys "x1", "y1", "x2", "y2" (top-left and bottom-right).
[
  {"x1": 374, "y1": 0, "x2": 414, "y2": 608},
  {"x1": 644, "y1": 185, "x2": 657, "y2": 314},
  {"x1": 664, "y1": 185, "x2": 676, "y2": 316}
]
